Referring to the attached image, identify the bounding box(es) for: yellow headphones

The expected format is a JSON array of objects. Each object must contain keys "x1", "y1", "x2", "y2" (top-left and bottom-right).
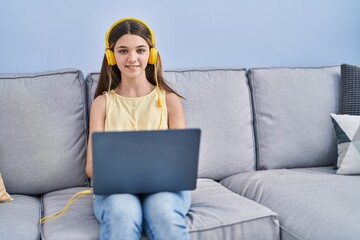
[{"x1": 105, "y1": 17, "x2": 158, "y2": 66}]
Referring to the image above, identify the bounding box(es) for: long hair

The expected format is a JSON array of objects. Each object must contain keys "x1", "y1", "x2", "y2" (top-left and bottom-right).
[{"x1": 95, "y1": 19, "x2": 182, "y2": 99}]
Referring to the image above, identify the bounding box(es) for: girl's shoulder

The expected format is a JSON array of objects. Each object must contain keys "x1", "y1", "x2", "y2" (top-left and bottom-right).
[
  {"x1": 165, "y1": 92, "x2": 181, "y2": 102},
  {"x1": 93, "y1": 94, "x2": 106, "y2": 104},
  {"x1": 165, "y1": 92, "x2": 183, "y2": 110},
  {"x1": 91, "y1": 95, "x2": 106, "y2": 113}
]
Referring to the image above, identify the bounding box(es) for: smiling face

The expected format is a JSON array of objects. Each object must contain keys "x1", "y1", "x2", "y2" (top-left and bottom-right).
[{"x1": 113, "y1": 34, "x2": 150, "y2": 82}]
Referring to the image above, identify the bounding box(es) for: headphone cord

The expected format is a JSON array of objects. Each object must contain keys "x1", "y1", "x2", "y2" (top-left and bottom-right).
[
  {"x1": 40, "y1": 188, "x2": 93, "y2": 224},
  {"x1": 154, "y1": 65, "x2": 164, "y2": 130}
]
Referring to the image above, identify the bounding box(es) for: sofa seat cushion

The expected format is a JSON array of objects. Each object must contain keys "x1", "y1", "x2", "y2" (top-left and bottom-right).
[
  {"x1": 188, "y1": 178, "x2": 279, "y2": 240},
  {"x1": 221, "y1": 167, "x2": 360, "y2": 240},
  {"x1": 41, "y1": 187, "x2": 99, "y2": 240},
  {"x1": 41, "y1": 180, "x2": 279, "y2": 240},
  {"x1": 0, "y1": 195, "x2": 41, "y2": 240}
]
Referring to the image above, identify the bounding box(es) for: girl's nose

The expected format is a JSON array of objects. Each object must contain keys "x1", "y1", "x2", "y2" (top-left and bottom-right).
[{"x1": 128, "y1": 52, "x2": 137, "y2": 62}]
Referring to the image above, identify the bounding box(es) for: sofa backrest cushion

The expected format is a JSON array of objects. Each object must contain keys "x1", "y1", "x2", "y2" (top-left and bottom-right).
[
  {"x1": 165, "y1": 69, "x2": 256, "y2": 179},
  {"x1": 86, "y1": 69, "x2": 256, "y2": 180},
  {"x1": 0, "y1": 69, "x2": 88, "y2": 194},
  {"x1": 248, "y1": 66, "x2": 340, "y2": 170},
  {"x1": 85, "y1": 73, "x2": 98, "y2": 118}
]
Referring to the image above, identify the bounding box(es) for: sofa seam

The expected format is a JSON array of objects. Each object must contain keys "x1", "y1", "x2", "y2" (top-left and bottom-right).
[
  {"x1": 0, "y1": 68, "x2": 81, "y2": 80},
  {"x1": 164, "y1": 68, "x2": 247, "y2": 73},
  {"x1": 244, "y1": 69, "x2": 257, "y2": 171},
  {"x1": 39, "y1": 194, "x2": 47, "y2": 240},
  {"x1": 76, "y1": 71, "x2": 89, "y2": 187},
  {"x1": 188, "y1": 214, "x2": 279, "y2": 236},
  {"x1": 247, "y1": 69, "x2": 263, "y2": 170},
  {"x1": 84, "y1": 73, "x2": 93, "y2": 134},
  {"x1": 279, "y1": 225, "x2": 302, "y2": 240},
  {"x1": 248, "y1": 65, "x2": 340, "y2": 71},
  {"x1": 85, "y1": 73, "x2": 95, "y2": 187}
]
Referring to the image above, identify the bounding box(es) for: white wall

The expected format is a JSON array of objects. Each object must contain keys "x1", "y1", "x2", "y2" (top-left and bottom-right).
[{"x1": 0, "y1": 0, "x2": 359, "y2": 75}]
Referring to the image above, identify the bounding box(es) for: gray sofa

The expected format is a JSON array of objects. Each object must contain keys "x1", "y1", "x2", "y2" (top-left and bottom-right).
[{"x1": 0, "y1": 66, "x2": 359, "y2": 240}]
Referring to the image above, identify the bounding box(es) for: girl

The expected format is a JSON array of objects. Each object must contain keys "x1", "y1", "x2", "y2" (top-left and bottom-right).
[{"x1": 85, "y1": 18, "x2": 191, "y2": 240}]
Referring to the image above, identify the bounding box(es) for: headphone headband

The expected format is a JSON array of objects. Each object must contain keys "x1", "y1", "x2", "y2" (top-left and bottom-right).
[{"x1": 105, "y1": 17, "x2": 156, "y2": 50}]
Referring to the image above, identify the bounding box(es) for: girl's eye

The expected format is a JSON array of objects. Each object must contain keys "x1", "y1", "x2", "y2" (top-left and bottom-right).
[
  {"x1": 137, "y1": 49, "x2": 146, "y2": 54},
  {"x1": 118, "y1": 50, "x2": 127, "y2": 54}
]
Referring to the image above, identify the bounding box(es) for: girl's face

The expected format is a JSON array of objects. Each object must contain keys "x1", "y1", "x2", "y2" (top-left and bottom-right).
[{"x1": 113, "y1": 34, "x2": 150, "y2": 81}]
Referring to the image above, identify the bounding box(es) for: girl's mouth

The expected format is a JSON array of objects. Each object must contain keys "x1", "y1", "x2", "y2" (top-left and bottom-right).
[{"x1": 126, "y1": 65, "x2": 140, "y2": 70}]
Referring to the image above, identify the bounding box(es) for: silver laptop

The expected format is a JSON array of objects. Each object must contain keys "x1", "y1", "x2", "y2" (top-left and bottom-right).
[{"x1": 92, "y1": 129, "x2": 201, "y2": 195}]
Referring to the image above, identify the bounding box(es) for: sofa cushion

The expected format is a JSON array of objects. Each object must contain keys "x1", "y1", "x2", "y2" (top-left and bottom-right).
[
  {"x1": 0, "y1": 173, "x2": 13, "y2": 202},
  {"x1": 0, "y1": 195, "x2": 41, "y2": 240},
  {"x1": 0, "y1": 69, "x2": 88, "y2": 194},
  {"x1": 340, "y1": 64, "x2": 360, "y2": 115},
  {"x1": 330, "y1": 113, "x2": 360, "y2": 174},
  {"x1": 86, "y1": 69, "x2": 256, "y2": 180},
  {"x1": 248, "y1": 66, "x2": 340, "y2": 169},
  {"x1": 41, "y1": 180, "x2": 279, "y2": 240},
  {"x1": 41, "y1": 187, "x2": 99, "y2": 240},
  {"x1": 221, "y1": 167, "x2": 360, "y2": 240},
  {"x1": 188, "y1": 179, "x2": 279, "y2": 240},
  {"x1": 85, "y1": 72, "x2": 98, "y2": 117}
]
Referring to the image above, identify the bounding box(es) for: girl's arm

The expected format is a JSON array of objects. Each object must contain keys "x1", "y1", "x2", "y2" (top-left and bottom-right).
[
  {"x1": 86, "y1": 95, "x2": 106, "y2": 178},
  {"x1": 166, "y1": 93, "x2": 186, "y2": 129}
]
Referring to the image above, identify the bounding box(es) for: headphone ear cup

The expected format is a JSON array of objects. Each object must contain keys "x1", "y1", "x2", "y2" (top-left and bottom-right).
[
  {"x1": 148, "y1": 47, "x2": 158, "y2": 65},
  {"x1": 105, "y1": 49, "x2": 116, "y2": 66}
]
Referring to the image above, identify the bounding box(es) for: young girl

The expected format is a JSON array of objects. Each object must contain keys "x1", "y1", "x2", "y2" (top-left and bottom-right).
[{"x1": 85, "y1": 18, "x2": 191, "y2": 240}]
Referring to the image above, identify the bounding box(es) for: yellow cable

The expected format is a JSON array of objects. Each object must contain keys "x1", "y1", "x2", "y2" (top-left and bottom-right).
[
  {"x1": 157, "y1": 106, "x2": 164, "y2": 130},
  {"x1": 40, "y1": 188, "x2": 93, "y2": 224},
  {"x1": 154, "y1": 64, "x2": 164, "y2": 130}
]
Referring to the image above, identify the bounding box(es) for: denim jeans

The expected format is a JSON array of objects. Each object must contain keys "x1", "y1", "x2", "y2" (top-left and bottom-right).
[{"x1": 93, "y1": 191, "x2": 191, "y2": 240}]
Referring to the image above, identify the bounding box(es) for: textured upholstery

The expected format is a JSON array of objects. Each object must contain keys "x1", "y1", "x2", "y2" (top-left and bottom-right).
[
  {"x1": 248, "y1": 66, "x2": 340, "y2": 169},
  {"x1": 41, "y1": 180, "x2": 279, "y2": 240},
  {"x1": 0, "y1": 69, "x2": 88, "y2": 194},
  {"x1": 221, "y1": 167, "x2": 360, "y2": 240}
]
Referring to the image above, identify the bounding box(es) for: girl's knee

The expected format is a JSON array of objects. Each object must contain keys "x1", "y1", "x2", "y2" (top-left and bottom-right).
[
  {"x1": 104, "y1": 194, "x2": 142, "y2": 221},
  {"x1": 143, "y1": 191, "x2": 191, "y2": 220},
  {"x1": 95, "y1": 194, "x2": 143, "y2": 239},
  {"x1": 142, "y1": 192, "x2": 190, "y2": 240}
]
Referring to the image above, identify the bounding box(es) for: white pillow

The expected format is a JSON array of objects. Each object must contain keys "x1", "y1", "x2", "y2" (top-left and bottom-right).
[{"x1": 330, "y1": 113, "x2": 360, "y2": 175}]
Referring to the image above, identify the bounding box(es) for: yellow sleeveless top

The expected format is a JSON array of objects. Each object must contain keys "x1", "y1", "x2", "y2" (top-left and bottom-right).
[{"x1": 104, "y1": 88, "x2": 168, "y2": 131}]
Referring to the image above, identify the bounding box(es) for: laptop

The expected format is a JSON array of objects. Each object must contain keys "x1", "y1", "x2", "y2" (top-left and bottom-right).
[{"x1": 92, "y1": 128, "x2": 201, "y2": 195}]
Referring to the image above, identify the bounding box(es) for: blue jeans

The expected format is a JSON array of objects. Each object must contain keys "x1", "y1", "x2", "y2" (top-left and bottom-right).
[{"x1": 93, "y1": 191, "x2": 191, "y2": 240}]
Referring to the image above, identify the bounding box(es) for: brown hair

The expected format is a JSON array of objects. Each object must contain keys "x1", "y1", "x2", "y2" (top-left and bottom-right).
[{"x1": 95, "y1": 19, "x2": 182, "y2": 99}]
